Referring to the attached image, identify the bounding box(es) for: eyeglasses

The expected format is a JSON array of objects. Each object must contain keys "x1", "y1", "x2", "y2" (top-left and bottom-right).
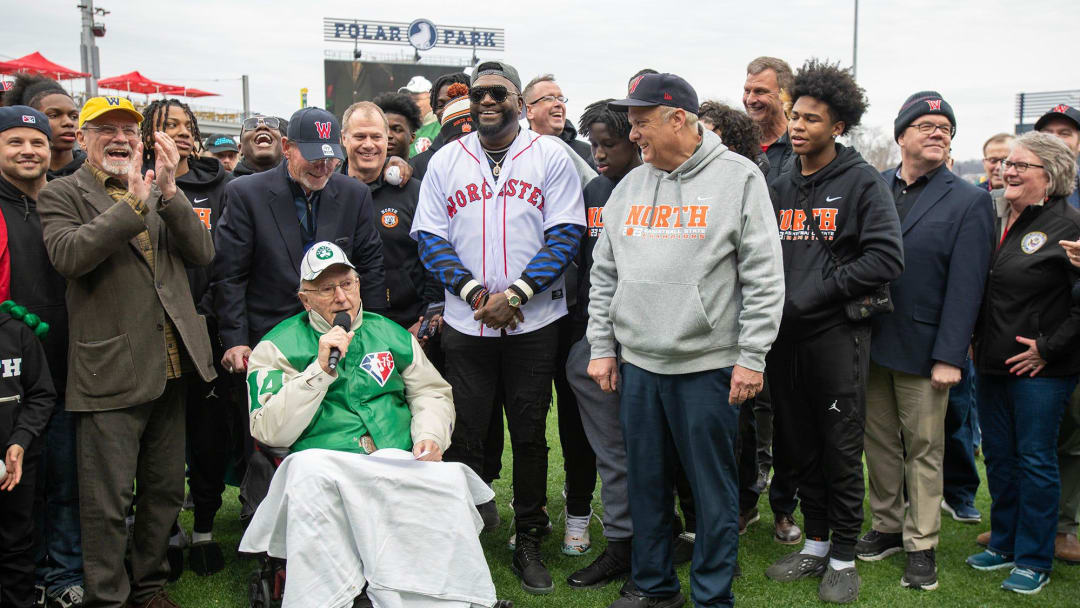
[
  {"x1": 983, "y1": 156, "x2": 1007, "y2": 165},
  {"x1": 469, "y1": 86, "x2": 515, "y2": 104},
  {"x1": 82, "y1": 124, "x2": 139, "y2": 139},
  {"x1": 302, "y1": 277, "x2": 359, "y2": 298},
  {"x1": 908, "y1": 122, "x2": 955, "y2": 137},
  {"x1": 528, "y1": 95, "x2": 568, "y2": 106},
  {"x1": 1000, "y1": 160, "x2": 1045, "y2": 173},
  {"x1": 242, "y1": 116, "x2": 281, "y2": 132}
]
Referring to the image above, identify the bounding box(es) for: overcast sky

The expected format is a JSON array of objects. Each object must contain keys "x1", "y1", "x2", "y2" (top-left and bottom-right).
[{"x1": 5, "y1": 0, "x2": 1078, "y2": 161}]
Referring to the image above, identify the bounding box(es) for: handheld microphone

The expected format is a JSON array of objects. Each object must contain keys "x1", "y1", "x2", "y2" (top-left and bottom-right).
[{"x1": 327, "y1": 311, "x2": 352, "y2": 371}]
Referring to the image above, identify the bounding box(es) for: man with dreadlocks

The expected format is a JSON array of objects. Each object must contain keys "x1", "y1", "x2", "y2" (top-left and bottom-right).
[
  {"x1": 564, "y1": 98, "x2": 641, "y2": 594},
  {"x1": 140, "y1": 98, "x2": 237, "y2": 578}
]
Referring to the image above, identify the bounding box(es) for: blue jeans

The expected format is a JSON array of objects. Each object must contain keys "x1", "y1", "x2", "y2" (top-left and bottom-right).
[
  {"x1": 621, "y1": 363, "x2": 738, "y2": 607},
  {"x1": 943, "y1": 359, "x2": 980, "y2": 509},
  {"x1": 977, "y1": 373, "x2": 1078, "y2": 572},
  {"x1": 33, "y1": 407, "x2": 84, "y2": 594}
]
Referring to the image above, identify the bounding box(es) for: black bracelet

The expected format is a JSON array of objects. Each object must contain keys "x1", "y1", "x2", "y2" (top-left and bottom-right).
[{"x1": 467, "y1": 287, "x2": 489, "y2": 310}]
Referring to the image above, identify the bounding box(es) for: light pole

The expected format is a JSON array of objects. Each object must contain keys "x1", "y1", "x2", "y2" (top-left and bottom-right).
[
  {"x1": 852, "y1": 0, "x2": 859, "y2": 79},
  {"x1": 78, "y1": 1, "x2": 108, "y2": 97}
]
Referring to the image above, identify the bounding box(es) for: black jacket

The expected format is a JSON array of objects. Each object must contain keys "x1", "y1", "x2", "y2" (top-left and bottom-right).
[
  {"x1": 46, "y1": 149, "x2": 86, "y2": 181},
  {"x1": 172, "y1": 156, "x2": 231, "y2": 316},
  {"x1": 765, "y1": 132, "x2": 794, "y2": 186},
  {"x1": 0, "y1": 312, "x2": 56, "y2": 453},
  {"x1": 366, "y1": 175, "x2": 442, "y2": 328},
  {"x1": 772, "y1": 143, "x2": 905, "y2": 339},
  {"x1": 974, "y1": 196, "x2": 1080, "y2": 376},
  {"x1": 558, "y1": 120, "x2": 596, "y2": 171},
  {"x1": 0, "y1": 176, "x2": 68, "y2": 396},
  {"x1": 232, "y1": 157, "x2": 277, "y2": 178},
  {"x1": 871, "y1": 166, "x2": 995, "y2": 377},
  {"x1": 572, "y1": 175, "x2": 617, "y2": 325},
  {"x1": 213, "y1": 160, "x2": 386, "y2": 348}
]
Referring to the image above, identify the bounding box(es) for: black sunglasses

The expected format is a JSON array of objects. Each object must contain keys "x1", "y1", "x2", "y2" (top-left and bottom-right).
[{"x1": 469, "y1": 86, "x2": 515, "y2": 104}]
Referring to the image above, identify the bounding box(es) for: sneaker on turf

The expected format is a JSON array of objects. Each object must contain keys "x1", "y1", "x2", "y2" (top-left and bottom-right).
[
  {"x1": 563, "y1": 508, "x2": 593, "y2": 556},
  {"x1": 567, "y1": 542, "x2": 631, "y2": 588},
  {"x1": 966, "y1": 548, "x2": 1014, "y2": 571},
  {"x1": 855, "y1": 529, "x2": 903, "y2": 561},
  {"x1": 901, "y1": 549, "x2": 938, "y2": 590},
  {"x1": 941, "y1": 499, "x2": 981, "y2": 523},
  {"x1": 818, "y1": 565, "x2": 861, "y2": 604},
  {"x1": 765, "y1": 550, "x2": 827, "y2": 582},
  {"x1": 1001, "y1": 567, "x2": 1049, "y2": 595}
]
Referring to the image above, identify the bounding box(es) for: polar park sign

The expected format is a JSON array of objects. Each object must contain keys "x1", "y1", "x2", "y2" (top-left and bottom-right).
[{"x1": 324, "y1": 18, "x2": 505, "y2": 52}]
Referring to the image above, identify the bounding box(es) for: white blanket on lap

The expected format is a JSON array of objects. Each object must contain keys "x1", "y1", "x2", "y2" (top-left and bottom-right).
[{"x1": 238, "y1": 449, "x2": 497, "y2": 608}]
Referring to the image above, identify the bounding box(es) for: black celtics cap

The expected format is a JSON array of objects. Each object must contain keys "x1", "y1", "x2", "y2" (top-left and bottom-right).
[{"x1": 610, "y1": 73, "x2": 699, "y2": 115}]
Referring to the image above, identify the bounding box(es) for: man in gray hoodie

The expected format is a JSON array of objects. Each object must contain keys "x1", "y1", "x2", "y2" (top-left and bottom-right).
[{"x1": 587, "y1": 73, "x2": 784, "y2": 608}]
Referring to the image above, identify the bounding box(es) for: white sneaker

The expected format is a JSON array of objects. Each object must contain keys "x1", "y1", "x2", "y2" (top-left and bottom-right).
[
  {"x1": 507, "y1": 501, "x2": 551, "y2": 551},
  {"x1": 563, "y1": 508, "x2": 593, "y2": 556}
]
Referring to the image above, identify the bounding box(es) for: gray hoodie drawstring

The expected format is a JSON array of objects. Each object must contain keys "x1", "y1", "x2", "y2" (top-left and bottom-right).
[{"x1": 648, "y1": 171, "x2": 662, "y2": 228}]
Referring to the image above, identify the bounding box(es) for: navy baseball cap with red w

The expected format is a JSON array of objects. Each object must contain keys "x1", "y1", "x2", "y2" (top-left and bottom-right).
[
  {"x1": 610, "y1": 73, "x2": 699, "y2": 115},
  {"x1": 1035, "y1": 104, "x2": 1080, "y2": 132},
  {"x1": 286, "y1": 107, "x2": 343, "y2": 161}
]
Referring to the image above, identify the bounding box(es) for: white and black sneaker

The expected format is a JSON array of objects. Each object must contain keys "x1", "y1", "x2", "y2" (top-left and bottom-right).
[{"x1": 855, "y1": 529, "x2": 903, "y2": 561}]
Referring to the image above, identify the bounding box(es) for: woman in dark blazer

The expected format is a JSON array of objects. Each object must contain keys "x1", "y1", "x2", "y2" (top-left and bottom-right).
[{"x1": 967, "y1": 131, "x2": 1080, "y2": 595}]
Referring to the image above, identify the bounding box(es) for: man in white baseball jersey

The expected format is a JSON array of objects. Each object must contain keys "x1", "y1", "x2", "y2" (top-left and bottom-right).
[{"x1": 411, "y1": 60, "x2": 586, "y2": 595}]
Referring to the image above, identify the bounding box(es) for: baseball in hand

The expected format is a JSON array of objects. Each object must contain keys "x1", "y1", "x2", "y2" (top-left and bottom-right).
[
  {"x1": 384, "y1": 165, "x2": 402, "y2": 186},
  {"x1": 0, "y1": 459, "x2": 6, "y2": 482}
]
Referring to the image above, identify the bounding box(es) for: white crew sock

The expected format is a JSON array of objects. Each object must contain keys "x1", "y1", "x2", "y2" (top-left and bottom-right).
[
  {"x1": 801, "y1": 539, "x2": 830, "y2": 557},
  {"x1": 192, "y1": 531, "x2": 213, "y2": 544},
  {"x1": 829, "y1": 557, "x2": 856, "y2": 570}
]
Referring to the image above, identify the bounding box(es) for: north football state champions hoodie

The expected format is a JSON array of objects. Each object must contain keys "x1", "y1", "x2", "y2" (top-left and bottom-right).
[{"x1": 587, "y1": 127, "x2": 785, "y2": 374}]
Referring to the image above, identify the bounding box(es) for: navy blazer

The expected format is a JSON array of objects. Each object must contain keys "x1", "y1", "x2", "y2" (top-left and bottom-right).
[
  {"x1": 870, "y1": 166, "x2": 994, "y2": 377},
  {"x1": 212, "y1": 161, "x2": 386, "y2": 349}
]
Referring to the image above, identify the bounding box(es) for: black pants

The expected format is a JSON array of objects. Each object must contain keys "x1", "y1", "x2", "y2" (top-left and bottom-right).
[
  {"x1": 442, "y1": 323, "x2": 558, "y2": 532},
  {"x1": 768, "y1": 323, "x2": 869, "y2": 561},
  {"x1": 555, "y1": 317, "x2": 597, "y2": 516},
  {"x1": 0, "y1": 447, "x2": 40, "y2": 608},
  {"x1": 186, "y1": 372, "x2": 247, "y2": 534}
]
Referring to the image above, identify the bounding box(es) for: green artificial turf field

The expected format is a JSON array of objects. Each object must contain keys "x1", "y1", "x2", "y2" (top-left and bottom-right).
[{"x1": 166, "y1": 404, "x2": 1077, "y2": 607}]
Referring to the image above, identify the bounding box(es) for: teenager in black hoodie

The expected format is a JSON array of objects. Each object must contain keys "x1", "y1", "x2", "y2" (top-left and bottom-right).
[
  {"x1": 763, "y1": 60, "x2": 903, "y2": 605},
  {"x1": 141, "y1": 99, "x2": 237, "y2": 577}
]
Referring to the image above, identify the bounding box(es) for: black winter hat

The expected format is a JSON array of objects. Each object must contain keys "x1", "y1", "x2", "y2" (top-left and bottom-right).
[{"x1": 894, "y1": 91, "x2": 955, "y2": 141}]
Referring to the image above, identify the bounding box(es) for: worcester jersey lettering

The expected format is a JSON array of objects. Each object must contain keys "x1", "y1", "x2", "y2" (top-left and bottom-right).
[{"x1": 411, "y1": 128, "x2": 586, "y2": 336}]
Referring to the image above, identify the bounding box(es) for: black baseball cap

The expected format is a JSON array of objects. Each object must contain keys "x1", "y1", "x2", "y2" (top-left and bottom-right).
[
  {"x1": 471, "y1": 61, "x2": 522, "y2": 93},
  {"x1": 204, "y1": 133, "x2": 239, "y2": 154},
  {"x1": 1035, "y1": 104, "x2": 1080, "y2": 132},
  {"x1": 610, "y1": 73, "x2": 699, "y2": 115},
  {"x1": 286, "y1": 107, "x2": 343, "y2": 161},
  {"x1": 0, "y1": 105, "x2": 51, "y2": 140}
]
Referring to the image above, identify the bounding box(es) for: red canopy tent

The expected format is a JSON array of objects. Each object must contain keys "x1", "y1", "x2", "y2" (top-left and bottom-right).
[
  {"x1": 98, "y1": 71, "x2": 176, "y2": 95},
  {"x1": 0, "y1": 52, "x2": 89, "y2": 80},
  {"x1": 161, "y1": 86, "x2": 218, "y2": 98}
]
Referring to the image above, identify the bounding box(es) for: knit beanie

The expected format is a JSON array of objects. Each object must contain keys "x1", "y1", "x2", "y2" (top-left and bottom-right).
[
  {"x1": 894, "y1": 91, "x2": 955, "y2": 141},
  {"x1": 439, "y1": 83, "x2": 473, "y2": 139}
]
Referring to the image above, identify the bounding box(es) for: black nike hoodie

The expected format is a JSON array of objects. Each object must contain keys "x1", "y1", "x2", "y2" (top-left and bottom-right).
[
  {"x1": 772, "y1": 143, "x2": 904, "y2": 339},
  {"x1": 0, "y1": 175, "x2": 68, "y2": 397},
  {"x1": 172, "y1": 155, "x2": 231, "y2": 315}
]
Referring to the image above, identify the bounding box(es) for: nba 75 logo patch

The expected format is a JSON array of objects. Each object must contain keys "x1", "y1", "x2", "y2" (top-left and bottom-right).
[{"x1": 360, "y1": 351, "x2": 395, "y2": 386}]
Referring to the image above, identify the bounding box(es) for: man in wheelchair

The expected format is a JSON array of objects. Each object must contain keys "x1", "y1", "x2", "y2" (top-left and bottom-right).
[{"x1": 237, "y1": 241, "x2": 508, "y2": 608}]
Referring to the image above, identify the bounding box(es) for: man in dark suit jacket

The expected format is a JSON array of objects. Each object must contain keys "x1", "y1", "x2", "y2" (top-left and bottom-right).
[
  {"x1": 38, "y1": 97, "x2": 216, "y2": 608},
  {"x1": 213, "y1": 107, "x2": 386, "y2": 375},
  {"x1": 857, "y1": 92, "x2": 995, "y2": 591}
]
